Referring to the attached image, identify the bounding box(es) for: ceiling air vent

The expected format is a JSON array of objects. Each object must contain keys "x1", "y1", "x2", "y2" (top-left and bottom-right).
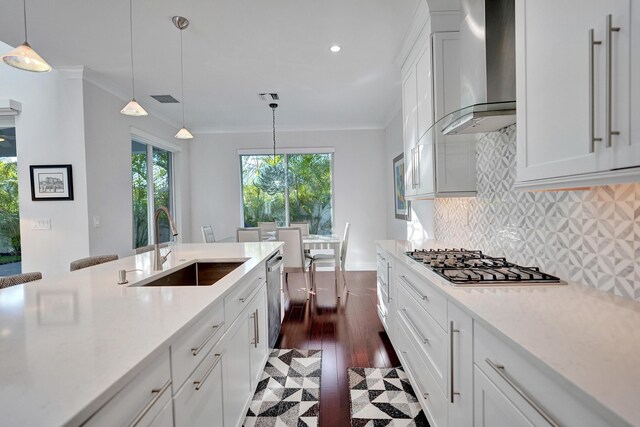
[
  {"x1": 258, "y1": 93, "x2": 279, "y2": 101},
  {"x1": 150, "y1": 95, "x2": 179, "y2": 103}
]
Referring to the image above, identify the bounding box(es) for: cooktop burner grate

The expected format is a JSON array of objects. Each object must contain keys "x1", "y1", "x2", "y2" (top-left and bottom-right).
[{"x1": 405, "y1": 249, "x2": 562, "y2": 285}]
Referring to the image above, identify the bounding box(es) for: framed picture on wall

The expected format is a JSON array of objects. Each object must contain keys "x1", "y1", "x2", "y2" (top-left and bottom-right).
[
  {"x1": 30, "y1": 164, "x2": 74, "y2": 201},
  {"x1": 393, "y1": 153, "x2": 410, "y2": 221}
]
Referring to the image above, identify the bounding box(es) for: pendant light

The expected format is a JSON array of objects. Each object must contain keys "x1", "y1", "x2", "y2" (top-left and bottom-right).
[
  {"x1": 120, "y1": 0, "x2": 147, "y2": 116},
  {"x1": 270, "y1": 103, "x2": 278, "y2": 156},
  {"x1": 1, "y1": 0, "x2": 51, "y2": 72},
  {"x1": 173, "y1": 16, "x2": 193, "y2": 139}
]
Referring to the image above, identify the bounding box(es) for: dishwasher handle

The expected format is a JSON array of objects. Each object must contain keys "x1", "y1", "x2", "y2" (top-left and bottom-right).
[{"x1": 267, "y1": 254, "x2": 283, "y2": 272}]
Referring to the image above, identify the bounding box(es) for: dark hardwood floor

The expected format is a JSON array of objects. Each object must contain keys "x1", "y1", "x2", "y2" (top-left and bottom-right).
[{"x1": 275, "y1": 270, "x2": 400, "y2": 426}]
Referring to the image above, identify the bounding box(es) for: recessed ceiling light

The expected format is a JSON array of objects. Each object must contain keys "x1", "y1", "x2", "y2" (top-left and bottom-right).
[{"x1": 330, "y1": 45, "x2": 341, "y2": 53}]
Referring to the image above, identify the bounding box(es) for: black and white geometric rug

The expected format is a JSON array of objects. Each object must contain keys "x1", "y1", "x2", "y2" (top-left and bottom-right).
[
  {"x1": 348, "y1": 367, "x2": 429, "y2": 426},
  {"x1": 244, "y1": 349, "x2": 322, "y2": 427}
]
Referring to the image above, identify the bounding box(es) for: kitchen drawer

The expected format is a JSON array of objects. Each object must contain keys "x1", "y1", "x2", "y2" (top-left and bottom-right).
[
  {"x1": 397, "y1": 315, "x2": 447, "y2": 427},
  {"x1": 377, "y1": 303, "x2": 388, "y2": 331},
  {"x1": 83, "y1": 350, "x2": 172, "y2": 427},
  {"x1": 396, "y1": 262, "x2": 447, "y2": 329},
  {"x1": 171, "y1": 300, "x2": 225, "y2": 391},
  {"x1": 397, "y1": 283, "x2": 447, "y2": 395},
  {"x1": 174, "y1": 344, "x2": 224, "y2": 427},
  {"x1": 224, "y1": 266, "x2": 265, "y2": 327},
  {"x1": 474, "y1": 324, "x2": 613, "y2": 427}
]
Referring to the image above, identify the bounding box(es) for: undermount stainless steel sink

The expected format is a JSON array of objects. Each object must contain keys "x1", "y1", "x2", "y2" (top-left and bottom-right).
[{"x1": 139, "y1": 262, "x2": 246, "y2": 287}]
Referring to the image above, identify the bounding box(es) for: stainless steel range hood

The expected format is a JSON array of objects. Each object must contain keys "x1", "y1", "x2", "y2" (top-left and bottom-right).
[{"x1": 443, "y1": 0, "x2": 516, "y2": 135}]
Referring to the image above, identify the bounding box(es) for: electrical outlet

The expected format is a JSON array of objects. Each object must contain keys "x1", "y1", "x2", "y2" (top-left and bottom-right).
[
  {"x1": 32, "y1": 218, "x2": 51, "y2": 230},
  {"x1": 93, "y1": 216, "x2": 101, "y2": 228}
]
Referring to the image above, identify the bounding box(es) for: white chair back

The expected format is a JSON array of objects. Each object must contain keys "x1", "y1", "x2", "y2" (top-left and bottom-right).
[
  {"x1": 237, "y1": 228, "x2": 261, "y2": 242},
  {"x1": 258, "y1": 221, "x2": 277, "y2": 233},
  {"x1": 290, "y1": 222, "x2": 309, "y2": 238},
  {"x1": 277, "y1": 227, "x2": 305, "y2": 270},
  {"x1": 340, "y1": 222, "x2": 351, "y2": 271},
  {"x1": 201, "y1": 225, "x2": 215, "y2": 243}
]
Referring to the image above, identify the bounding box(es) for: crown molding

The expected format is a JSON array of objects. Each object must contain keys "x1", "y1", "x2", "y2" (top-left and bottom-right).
[
  {"x1": 190, "y1": 123, "x2": 386, "y2": 135},
  {"x1": 394, "y1": 1, "x2": 430, "y2": 69}
]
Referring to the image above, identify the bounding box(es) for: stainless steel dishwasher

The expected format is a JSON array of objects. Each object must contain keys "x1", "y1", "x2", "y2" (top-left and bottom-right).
[{"x1": 266, "y1": 251, "x2": 284, "y2": 348}]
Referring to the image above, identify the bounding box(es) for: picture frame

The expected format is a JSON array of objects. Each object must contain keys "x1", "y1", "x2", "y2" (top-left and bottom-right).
[
  {"x1": 30, "y1": 164, "x2": 74, "y2": 201},
  {"x1": 393, "y1": 153, "x2": 410, "y2": 221}
]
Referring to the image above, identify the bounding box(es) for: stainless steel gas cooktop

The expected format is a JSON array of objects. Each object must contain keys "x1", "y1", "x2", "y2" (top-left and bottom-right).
[{"x1": 405, "y1": 249, "x2": 564, "y2": 286}]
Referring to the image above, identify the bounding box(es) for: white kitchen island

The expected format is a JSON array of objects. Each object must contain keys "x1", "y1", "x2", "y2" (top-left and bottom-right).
[{"x1": 0, "y1": 242, "x2": 283, "y2": 427}]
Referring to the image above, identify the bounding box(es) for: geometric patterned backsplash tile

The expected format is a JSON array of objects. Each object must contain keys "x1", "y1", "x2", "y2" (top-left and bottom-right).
[{"x1": 434, "y1": 124, "x2": 640, "y2": 301}]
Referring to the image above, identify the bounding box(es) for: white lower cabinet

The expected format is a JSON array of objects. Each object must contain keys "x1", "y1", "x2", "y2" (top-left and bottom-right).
[
  {"x1": 376, "y1": 247, "x2": 395, "y2": 338},
  {"x1": 447, "y1": 302, "x2": 472, "y2": 427},
  {"x1": 83, "y1": 350, "x2": 172, "y2": 427},
  {"x1": 248, "y1": 286, "x2": 269, "y2": 388},
  {"x1": 174, "y1": 347, "x2": 224, "y2": 427}
]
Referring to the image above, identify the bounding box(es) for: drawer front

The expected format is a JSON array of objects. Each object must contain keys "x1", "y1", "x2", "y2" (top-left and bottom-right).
[
  {"x1": 474, "y1": 324, "x2": 612, "y2": 427},
  {"x1": 171, "y1": 301, "x2": 225, "y2": 391},
  {"x1": 174, "y1": 345, "x2": 224, "y2": 427},
  {"x1": 397, "y1": 283, "x2": 447, "y2": 394},
  {"x1": 224, "y1": 266, "x2": 265, "y2": 327},
  {"x1": 397, "y1": 317, "x2": 447, "y2": 427},
  {"x1": 396, "y1": 262, "x2": 447, "y2": 329},
  {"x1": 83, "y1": 350, "x2": 172, "y2": 427}
]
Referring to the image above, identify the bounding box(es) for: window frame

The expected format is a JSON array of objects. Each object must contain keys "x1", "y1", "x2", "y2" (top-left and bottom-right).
[
  {"x1": 237, "y1": 148, "x2": 336, "y2": 233},
  {"x1": 131, "y1": 129, "x2": 180, "y2": 249}
]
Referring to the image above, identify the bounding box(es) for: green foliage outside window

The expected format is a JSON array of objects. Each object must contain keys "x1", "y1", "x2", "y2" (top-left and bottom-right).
[
  {"x1": 0, "y1": 159, "x2": 20, "y2": 255},
  {"x1": 241, "y1": 153, "x2": 333, "y2": 235}
]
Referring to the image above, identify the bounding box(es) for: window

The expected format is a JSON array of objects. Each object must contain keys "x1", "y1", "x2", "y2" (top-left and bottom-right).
[
  {"x1": 0, "y1": 120, "x2": 21, "y2": 275},
  {"x1": 240, "y1": 153, "x2": 333, "y2": 235},
  {"x1": 132, "y1": 140, "x2": 174, "y2": 248}
]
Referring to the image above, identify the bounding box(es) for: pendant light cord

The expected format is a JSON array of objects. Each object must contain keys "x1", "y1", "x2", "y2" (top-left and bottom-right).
[
  {"x1": 23, "y1": 0, "x2": 28, "y2": 42},
  {"x1": 272, "y1": 105, "x2": 277, "y2": 157},
  {"x1": 180, "y1": 29, "x2": 185, "y2": 127},
  {"x1": 128, "y1": 0, "x2": 136, "y2": 98}
]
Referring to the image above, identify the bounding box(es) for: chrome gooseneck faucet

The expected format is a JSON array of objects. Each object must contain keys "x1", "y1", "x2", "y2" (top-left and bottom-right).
[{"x1": 154, "y1": 207, "x2": 178, "y2": 270}]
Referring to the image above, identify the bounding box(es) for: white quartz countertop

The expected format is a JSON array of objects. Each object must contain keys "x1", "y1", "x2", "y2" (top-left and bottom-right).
[
  {"x1": 0, "y1": 242, "x2": 283, "y2": 427},
  {"x1": 377, "y1": 240, "x2": 640, "y2": 427}
]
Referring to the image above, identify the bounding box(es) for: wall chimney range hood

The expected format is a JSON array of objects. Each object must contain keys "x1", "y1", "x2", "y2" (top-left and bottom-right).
[{"x1": 443, "y1": 0, "x2": 516, "y2": 135}]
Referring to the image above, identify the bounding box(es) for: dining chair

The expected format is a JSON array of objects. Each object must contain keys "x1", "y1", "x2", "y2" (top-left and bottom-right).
[
  {"x1": 0, "y1": 272, "x2": 43, "y2": 289},
  {"x1": 237, "y1": 227, "x2": 261, "y2": 242},
  {"x1": 135, "y1": 243, "x2": 169, "y2": 254},
  {"x1": 201, "y1": 225, "x2": 215, "y2": 243},
  {"x1": 257, "y1": 221, "x2": 277, "y2": 233},
  {"x1": 276, "y1": 227, "x2": 313, "y2": 299},
  {"x1": 290, "y1": 221, "x2": 310, "y2": 238},
  {"x1": 70, "y1": 254, "x2": 119, "y2": 271},
  {"x1": 310, "y1": 222, "x2": 351, "y2": 296}
]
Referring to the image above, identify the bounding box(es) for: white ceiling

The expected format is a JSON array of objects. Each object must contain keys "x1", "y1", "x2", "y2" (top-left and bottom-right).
[{"x1": 0, "y1": 0, "x2": 420, "y2": 133}]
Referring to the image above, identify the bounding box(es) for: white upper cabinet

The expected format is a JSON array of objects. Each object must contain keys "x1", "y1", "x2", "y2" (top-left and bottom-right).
[
  {"x1": 515, "y1": 0, "x2": 638, "y2": 189},
  {"x1": 403, "y1": 30, "x2": 477, "y2": 199}
]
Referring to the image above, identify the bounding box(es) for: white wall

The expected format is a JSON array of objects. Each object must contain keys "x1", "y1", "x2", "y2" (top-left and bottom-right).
[
  {"x1": 82, "y1": 79, "x2": 192, "y2": 258},
  {"x1": 189, "y1": 129, "x2": 388, "y2": 270},
  {"x1": 0, "y1": 46, "x2": 91, "y2": 277},
  {"x1": 383, "y1": 109, "x2": 435, "y2": 242}
]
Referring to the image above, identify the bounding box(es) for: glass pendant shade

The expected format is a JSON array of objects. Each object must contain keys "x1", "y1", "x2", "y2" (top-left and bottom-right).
[
  {"x1": 2, "y1": 42, "x2": 51, "y2": 73},
  {"x1": 175, "y1": 127, "x2": 194, "y2": 139},
  {"x1": 120, "y1": 99, "x2": 148, "y2": 116}
]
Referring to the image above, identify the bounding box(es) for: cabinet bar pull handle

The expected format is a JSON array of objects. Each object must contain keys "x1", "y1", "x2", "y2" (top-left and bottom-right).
[
  {"x1": 253, "y1": 308, "x2": 260, "y2": 348},
  {"x1": 193, "y1": 352, "x2": 224, "y2": 391},
  {"x1": 605, "y1": 14, "x2": 620, "y2": 147},
  {"x1": 401, "y1": 351, "x2": 429, "y2": 400},
  {"x1": 239, "y1": 277, "x2": 264, "y2": 302},
  {"x1": 416, "y1": 145, "x2": 421, "y2": 188},
  {"x1": 402, "y1": 309, "x2": 429, "y2": 344},
  {"x1": 485, "y1": 358, "x2": 560, "y2": 427},
  {"x1": 589, "y1": 28, "x2": 602, "y2": 153},
  {"x1": 127, "y1": 379, "x2": 172, "y2": 427},
  {"x1": 191, "y1": 322, "x2": 224, "y2": 356},
  {"x1": 399, "y1": 275, "x2": 428, "y2": 301},
  {"x1": 449, "y1": 321, "x2": 460, "y2": 403}
]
